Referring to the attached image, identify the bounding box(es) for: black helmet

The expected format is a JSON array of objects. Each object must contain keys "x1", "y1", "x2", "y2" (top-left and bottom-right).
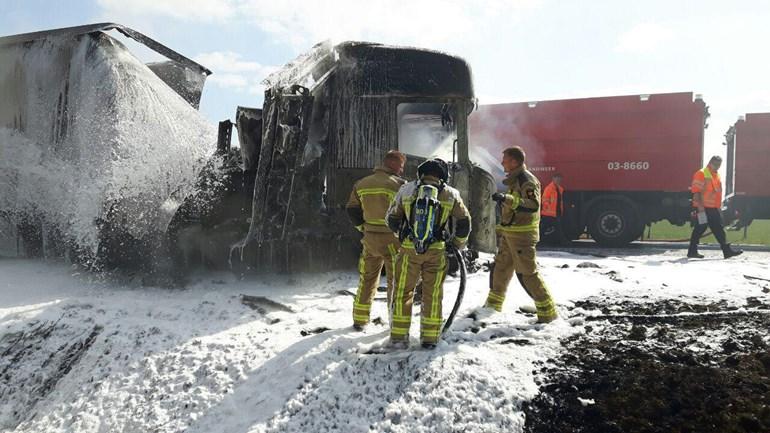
[{"x1": 417, "y1": 158, "x2": 449, "y2": 183}]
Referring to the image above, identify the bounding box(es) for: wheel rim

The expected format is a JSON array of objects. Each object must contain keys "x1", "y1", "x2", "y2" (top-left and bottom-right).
[{"x1": 599, "y1": 212, "x2": 624, "y2": 237}]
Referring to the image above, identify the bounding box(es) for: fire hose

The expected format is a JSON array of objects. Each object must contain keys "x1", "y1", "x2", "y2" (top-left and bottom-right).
[{"x1": 441, "y1": 242, "x2": 467, "y2": 337}]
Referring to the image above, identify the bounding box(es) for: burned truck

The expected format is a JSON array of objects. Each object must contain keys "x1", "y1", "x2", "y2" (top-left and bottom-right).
[
  {"x1": 0, "y1": 24, "x2": 495, "y2": 273},
  {"x1": 170, "y1": 41, "x2": 497, "y2": 273}
]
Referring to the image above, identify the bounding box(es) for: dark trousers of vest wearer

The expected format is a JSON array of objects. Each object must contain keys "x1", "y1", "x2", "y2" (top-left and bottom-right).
[
  {"x1": 688, "y1": 208, "x2": 728, "y2": 254},
  {"x1": 540, "y1": 216, "x2": 569, "y2": 245}
]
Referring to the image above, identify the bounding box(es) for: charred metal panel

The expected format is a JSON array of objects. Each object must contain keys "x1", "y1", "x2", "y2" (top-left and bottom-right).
[
  {"x1": 217, "y1": 120, "x2": 232, "y2": 154},
  {"x1": 725, "y1": 124, "x2": 736, "y2": 197},
  {"x1": 146, "y1": 61, "x2": 207, "y2": 108},
  {"x1": 236, "y1": 107, "x2": 263, "y2": 171},
  {"x1": 331, "y1": 92, "x2": 396, "y2": 169},
  {"x1": 324, "y1": 91, "x2": 396, "y2": 212},
  {"x1": 244, "y1": 86, "x2": 315, "y2": 247},
  {"x1": 0, "y1": 23, "x2": 211, "y2": 109},
  {"x1": 334, "y1": 42, "x2": 474, "y2": 98},
  {"x1": 0, "y1": 23, "x2": 211, "y2": 76},
  {"x1": 468, "y1": 166, "x2": 497, "y2": 253},
  {"x1": 262, "y1": 40, "x2": 336, "y2": 90}
]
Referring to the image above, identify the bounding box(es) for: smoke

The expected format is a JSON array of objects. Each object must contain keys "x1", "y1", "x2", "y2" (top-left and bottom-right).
[
  {"x1": 469, "y1": 103, "x2": 552, "y2": 187},
  {"x1": 397, "y1": 103, "x2": 458, "y2": 162}
]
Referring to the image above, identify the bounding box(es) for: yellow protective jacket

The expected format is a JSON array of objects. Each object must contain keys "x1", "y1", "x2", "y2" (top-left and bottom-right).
[
  {"x1": 385, "y1": 175, "x2": 471, "y2": 250},
  {"x1": 346, "y1": 167, "x2": 406, "y2": 233},
  {"x1": 496, "y1": 164, "x2": 541, "y2": 234}
]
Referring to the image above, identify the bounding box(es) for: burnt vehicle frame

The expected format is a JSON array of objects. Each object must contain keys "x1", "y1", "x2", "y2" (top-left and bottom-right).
[{"x1": 170, "y1": 41, "x2": 496, "y2": 273}]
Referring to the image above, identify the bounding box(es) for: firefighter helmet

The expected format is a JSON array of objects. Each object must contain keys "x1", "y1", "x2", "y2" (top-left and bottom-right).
[{"x1": 417, "y1": 158, "x2": 449, "y2": 183}]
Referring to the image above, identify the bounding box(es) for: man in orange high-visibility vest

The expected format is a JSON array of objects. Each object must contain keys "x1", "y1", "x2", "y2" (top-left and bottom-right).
[
  {"x1": 540, "y1": 173, "x2": 568, "y2": 245},
  {"x1": 688, "y1": 155, "x2": 742, "y2": 259}
]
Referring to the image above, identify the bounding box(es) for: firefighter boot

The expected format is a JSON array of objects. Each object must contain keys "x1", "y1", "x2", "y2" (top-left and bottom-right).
[
  {"x1": 387, "y1": 338, "x2": 410, "y2": 350},
  {"x1": 517, "y1": 273, "x2": 558, "y2": 323}
]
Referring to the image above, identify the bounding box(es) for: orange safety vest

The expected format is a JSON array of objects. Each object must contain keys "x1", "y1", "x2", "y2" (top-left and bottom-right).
[
  {"x1": 541, "y1": 181, "x2": 564, "y2": 217},
  {"x1": 691, "y1": 167, "x2": 722, "y2": 208}
]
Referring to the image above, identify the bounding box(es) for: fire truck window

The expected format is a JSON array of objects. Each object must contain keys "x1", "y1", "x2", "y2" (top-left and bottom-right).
[{"x1": 397, "y1": 103, "x2": 457, "y2": 160}]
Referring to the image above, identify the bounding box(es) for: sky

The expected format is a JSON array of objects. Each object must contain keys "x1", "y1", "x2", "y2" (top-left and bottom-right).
[{"x1": 3, "y1": 0, "x2": 770, "y2": 161}]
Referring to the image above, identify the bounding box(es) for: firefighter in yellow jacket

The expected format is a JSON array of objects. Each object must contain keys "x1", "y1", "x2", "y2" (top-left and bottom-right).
[
  {"x1": 485, "y1": 146, "x2": 558, "y2": 323},
  {"x1": 386, "y1": 158, "x2": 471, "y2": 349},
  {"x1": 346, "y1": 151, "x2": 407, "y2": 331}
]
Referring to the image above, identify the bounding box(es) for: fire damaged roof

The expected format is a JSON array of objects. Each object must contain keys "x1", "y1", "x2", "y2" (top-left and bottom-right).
[
  {"x1": 0, "y1": 23, "x2": 211, "y2": 76},
  {"x1": 264, "y1": 40, "x2": 474, "y2": 99},
  {"x1": 0, "y1": 23, "x2": 211, "y2": 108}
]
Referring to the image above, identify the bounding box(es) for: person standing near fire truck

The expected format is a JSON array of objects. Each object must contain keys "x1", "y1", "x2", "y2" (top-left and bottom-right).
[
  {"x1": 540, "y1": 173, "x2": 569, "y2": 245},
  {"x1": 688, "y1": 155, "x2": 742, "y2": 259}
]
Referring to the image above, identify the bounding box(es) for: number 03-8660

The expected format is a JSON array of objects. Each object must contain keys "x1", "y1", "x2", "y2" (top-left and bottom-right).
[{"x1": 607, "y1": 161, "x2": 650, "y2": 170}]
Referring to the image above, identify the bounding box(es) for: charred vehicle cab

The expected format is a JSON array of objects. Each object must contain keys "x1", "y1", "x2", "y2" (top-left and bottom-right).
[{"x1": 170, "y1": 41, "x2": 496, "y2": 273}]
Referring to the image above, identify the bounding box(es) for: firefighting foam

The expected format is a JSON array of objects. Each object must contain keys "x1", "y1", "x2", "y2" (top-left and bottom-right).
[{"x1": 0, "y1": 27, "x2": 216, "y2": 267}]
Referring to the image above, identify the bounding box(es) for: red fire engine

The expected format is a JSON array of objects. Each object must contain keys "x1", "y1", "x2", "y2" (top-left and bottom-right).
[
  {"x1": 724, "y1": 113, "x2": 770, "y2": 227},
  {"x1": 469, "y1": 92, "x2": 708, "y2": 246}
]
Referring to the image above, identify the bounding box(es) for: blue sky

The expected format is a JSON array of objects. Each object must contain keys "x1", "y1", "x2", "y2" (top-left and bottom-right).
[{"x1": 3, "y1": 0, "x2": 770, "y2": 159}]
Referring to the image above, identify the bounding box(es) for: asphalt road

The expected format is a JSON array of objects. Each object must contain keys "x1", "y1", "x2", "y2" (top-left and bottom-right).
[{"x1": 539, "y1": 239, "x2": 770, "y2": 258}]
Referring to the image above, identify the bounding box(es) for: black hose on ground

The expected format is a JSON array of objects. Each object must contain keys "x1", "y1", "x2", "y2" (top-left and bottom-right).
[{"x1": 442, "y1": 244, "x2": 467, "y2": 337}]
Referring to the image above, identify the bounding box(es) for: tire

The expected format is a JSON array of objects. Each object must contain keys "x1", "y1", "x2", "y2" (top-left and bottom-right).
[{"x1": 587, "y1": 200, "x2": 643, "y2": 247}]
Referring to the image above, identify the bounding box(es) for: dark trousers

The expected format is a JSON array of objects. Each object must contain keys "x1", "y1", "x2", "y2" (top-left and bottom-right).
[
  {"x1": 688, "y1": 208, "x2": 728, "y2": 253},
  {"x1": 540, "y1": 216, "x2": 569, "y2": 245}
]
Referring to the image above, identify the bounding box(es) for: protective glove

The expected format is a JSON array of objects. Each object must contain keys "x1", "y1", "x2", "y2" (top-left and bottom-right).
[{"x1": 492, "y1": 192, "x2": 521, "y2": 208}]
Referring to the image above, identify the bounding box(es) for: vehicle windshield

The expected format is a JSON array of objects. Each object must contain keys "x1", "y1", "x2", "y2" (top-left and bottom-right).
[{"x1": 397, "y1": 102, "x2": 457, "y2": 161}]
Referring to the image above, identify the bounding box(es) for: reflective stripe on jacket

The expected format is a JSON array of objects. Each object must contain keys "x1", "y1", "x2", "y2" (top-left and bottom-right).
[
  {"x1": 386, "y1": 176, "x2": 472, "y2": 249},
  {"x1": 497, "y1": 165, "x2": 541, "y2": 233},
  {"x1": 347, "y1": 167, "x2": 406, "y2": 232}
]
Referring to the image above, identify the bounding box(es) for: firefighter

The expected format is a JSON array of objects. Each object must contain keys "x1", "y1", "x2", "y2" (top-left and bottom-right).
[
  {"x1": 688, "y1": 155, "x2": 743, "y2": 259},
  {"x1": 485, "y1": 146, "x2": 558, "y2": 323},
  {"x1": 540, "y1": 173, "x2": 569, "y2": 245},
  {"x1": 346, "y1": 150, "x2": 407, "y2": 331},
  {"x1": 386, "y1": 158, "x2": 471, "y2": 349}
]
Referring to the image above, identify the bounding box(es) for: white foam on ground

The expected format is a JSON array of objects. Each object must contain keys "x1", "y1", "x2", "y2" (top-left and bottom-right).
[{"x1": 1, "y1": 250, "x2": 768, "y2": 432}]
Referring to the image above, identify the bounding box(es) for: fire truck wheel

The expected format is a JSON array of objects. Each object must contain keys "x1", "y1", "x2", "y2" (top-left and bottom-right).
[{"x1": 588, "y1": 201, "x2": 643, "y2": 247}]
